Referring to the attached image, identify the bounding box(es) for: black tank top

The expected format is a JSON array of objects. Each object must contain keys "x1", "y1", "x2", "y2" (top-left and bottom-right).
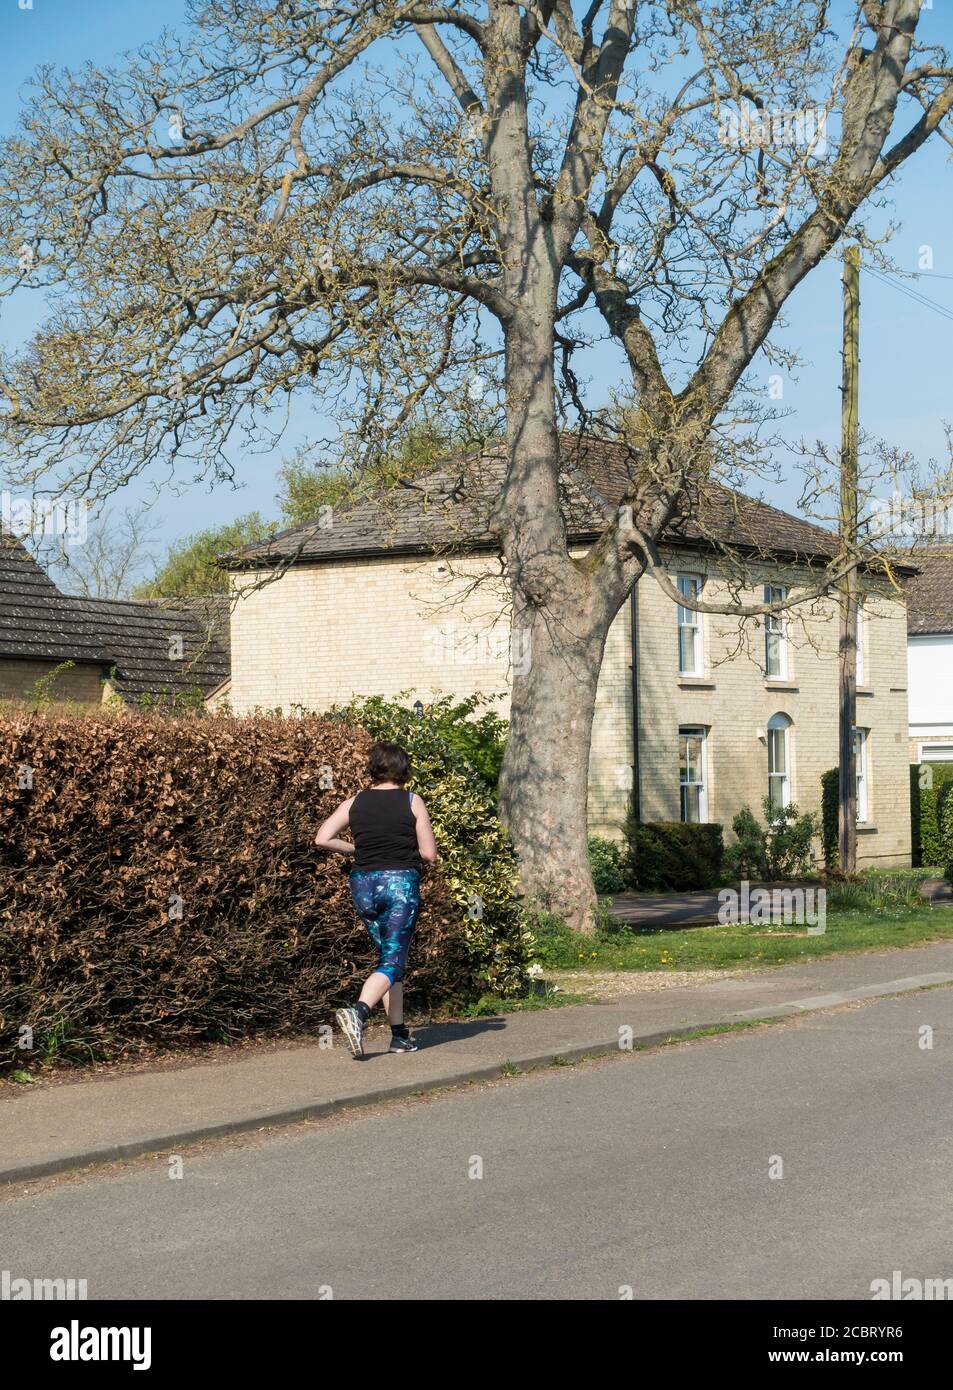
[{"x1": 349, "y1": 788, "x2": 422, "y2": 872}]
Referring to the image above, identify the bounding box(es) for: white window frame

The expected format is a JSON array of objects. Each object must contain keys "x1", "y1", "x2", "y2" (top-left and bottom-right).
[
  {"x1": 677, "y1": 574, "x2": 704, "y2": 676},
  {"x1": 679, "y1": 726, "x2": 709, "y2": 823},
  {"x1": 767, "y1": 713, "x2": 792, "y2": 817},
  {"x1": 918, "y1": 742, "x2": 953, "y2": 763},
  {"x1": 854, "y1": 727, "x2": 869, "y2": 823},
  {"x1": 764, "y1": 584, "x2": 788, "y2": 679}
]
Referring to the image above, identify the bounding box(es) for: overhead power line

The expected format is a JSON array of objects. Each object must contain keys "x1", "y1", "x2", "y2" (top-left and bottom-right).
[{"x1": 860, "y1": 264, "x2": 953, "y2": 324}]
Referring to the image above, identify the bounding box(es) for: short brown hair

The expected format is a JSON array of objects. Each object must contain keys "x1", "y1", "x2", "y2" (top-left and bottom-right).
[{"x1": 367, "y1": 742, "x2": 411, "y2": 785}]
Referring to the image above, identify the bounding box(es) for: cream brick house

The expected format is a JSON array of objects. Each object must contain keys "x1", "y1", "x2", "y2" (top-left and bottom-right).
[{"x1": 222, "y1": 437, "x2": 914, "y2": 868}]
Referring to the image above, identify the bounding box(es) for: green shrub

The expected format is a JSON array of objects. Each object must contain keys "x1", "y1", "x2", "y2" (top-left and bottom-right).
[
  {"x1": 622, "y1": 816, "x2": 724, "y2": 891},
  {"x1": 821, "y1": 768, "x2": 839, "y2": 870},
  {"x1": 765, "y1": 800, "x2": 821, "y2": 877},
  {"x1": 725, "y1": 805, "x2": 768, "y2": 880},
  {"x1": 910, "y1": 765, "x2": 922, "y2": 867},
  {"x1": 942, "y1": 789, "x2": 953, "y2": 884},
  {"x1": 588, "y1": 836, "x2": 628, "y2": 895},
  {"x1": 725, "y1": 799, "x2": 820, "y2": 880},
  {"x1": 910, "y1": 762, "x2": 953, "y2": 868},
  {"x1": 419, "y1": 693, "x2": 507, "y2": 799},
  {"x1": 330, "y1": 694, "x2": 530, "y2": 993},
  {"x1": 324, "y1": 692, "x2": 506, "y2": 799}
]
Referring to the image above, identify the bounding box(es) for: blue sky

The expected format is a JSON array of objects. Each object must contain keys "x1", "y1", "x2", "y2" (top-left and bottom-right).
[{"x1": 2, "y1": 0, "x2": 952, "y2": 568}]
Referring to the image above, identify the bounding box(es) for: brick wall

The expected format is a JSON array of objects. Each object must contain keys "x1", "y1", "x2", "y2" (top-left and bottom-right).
[
  {"x1": 229, "y1": 556, "x2": 514, "y2": 714},
  {"x1": 228, "y1": 550, "x2": 912, "y2": 867},
  {"x1": 0, "y1": 658, "x2": 106, "y2": 705}
]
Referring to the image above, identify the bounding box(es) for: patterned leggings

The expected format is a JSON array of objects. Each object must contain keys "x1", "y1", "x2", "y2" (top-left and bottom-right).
[{"x1": 349, "y1": 868, "x2": 421, "y2": 985}]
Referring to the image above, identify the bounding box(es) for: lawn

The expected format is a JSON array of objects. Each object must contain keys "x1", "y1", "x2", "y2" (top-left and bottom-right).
[{"x1": 532, "y1": 878, "x2": 953, "y2": 976}]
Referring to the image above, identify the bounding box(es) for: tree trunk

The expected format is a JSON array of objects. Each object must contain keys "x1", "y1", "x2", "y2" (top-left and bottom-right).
[
  {"x1": 497, "y1": 601, "x2": 610, "y2": 933},
  {"x1": 490, "y1": 296, "x2": 614, "y2": 934},
  {"x1": 491, "y1": 251, "x2": 635, "y2": 931}
]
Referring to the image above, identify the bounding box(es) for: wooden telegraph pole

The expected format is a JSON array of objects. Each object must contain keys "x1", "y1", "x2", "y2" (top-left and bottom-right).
[{"x1": 838, "y1": 244, "x2": 860, "y2": 874}]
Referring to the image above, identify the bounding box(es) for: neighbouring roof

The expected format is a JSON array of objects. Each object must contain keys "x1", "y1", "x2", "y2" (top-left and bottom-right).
[
  {"x1": 0, "y1": 532, "x2": 230, "y2": 703},
  {"x1": 0, "y1": 535, "x2": 115, "y2": 665},
  {"x1": 223, "y1": 434, "x2": 860, "y2": 572},
  {"x1": 904, "y1": 552, "x2": 953, "y2": 636},
  {"x1": 79, "y1": 595, "x2": 231, "y2": 703}
]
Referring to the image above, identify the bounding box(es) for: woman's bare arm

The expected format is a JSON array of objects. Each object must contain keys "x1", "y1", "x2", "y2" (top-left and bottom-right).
[
  {"x1": 411, "y1": 794, "x2": 438, "y2": 864},
  {"x1": 314, "y1": 797, "x2": 356, "y2": 855}
]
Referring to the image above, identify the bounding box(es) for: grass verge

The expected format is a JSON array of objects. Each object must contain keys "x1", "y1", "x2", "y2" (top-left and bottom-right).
[{"x1": 533, "y1": 905, "x2": 953, "y2": 975}]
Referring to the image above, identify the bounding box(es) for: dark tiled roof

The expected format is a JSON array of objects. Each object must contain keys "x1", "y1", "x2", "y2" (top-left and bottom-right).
[
  {"x1": 225, "y1": 434, "x2": 842, "y2": 570},
  {"x1": 904, "y1": 552, "x2": 953, "y2": 635},
  {"x1": 77, "y1": 595, "x2": 231, "y2": 703},
  {"x1": 0, "y1": 532, "x2": 230, "y2": 702},
  {"x1": 0, "y1": 535, "x2": 115, "y2": 665}
]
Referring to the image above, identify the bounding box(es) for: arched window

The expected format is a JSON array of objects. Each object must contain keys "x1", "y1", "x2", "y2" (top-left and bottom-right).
[{"x1": 767, "y1": 713, "x2": 792, "y2": 816}]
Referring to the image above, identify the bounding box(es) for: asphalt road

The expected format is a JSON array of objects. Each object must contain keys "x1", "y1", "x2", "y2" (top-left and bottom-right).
[{"x1": 3, "y1": 988, "x2": 951, "y2": 1300}]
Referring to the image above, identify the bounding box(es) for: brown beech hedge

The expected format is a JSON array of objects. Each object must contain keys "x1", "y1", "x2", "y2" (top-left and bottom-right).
[{"x1": 0, "y1": 709, "x2": 528, "y2": 1068}]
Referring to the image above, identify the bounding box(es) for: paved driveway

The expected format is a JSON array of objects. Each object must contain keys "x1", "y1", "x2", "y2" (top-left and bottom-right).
[{"x1": 605, "y1": 889, "x2": 725, "y2": 928}]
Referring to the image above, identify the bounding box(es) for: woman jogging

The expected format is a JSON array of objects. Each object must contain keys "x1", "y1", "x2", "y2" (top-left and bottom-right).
[{"x1": 315, "y1": 741, "x2": 438, "y2": 1058}]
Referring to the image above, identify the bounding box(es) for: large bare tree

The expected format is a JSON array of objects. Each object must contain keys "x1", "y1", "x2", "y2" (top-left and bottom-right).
[{"x1": 1, "y1": 1, "x2": 952, "y2": 927}]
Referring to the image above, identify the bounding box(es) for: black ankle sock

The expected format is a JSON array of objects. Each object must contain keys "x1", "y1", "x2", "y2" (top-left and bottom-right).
[
  {"x1": 355, "y1": 1001, "x2": 372, "y2": 1023},
  {"x1": 391, "y1": 1023, "x2": 408, "y2": 1038}
]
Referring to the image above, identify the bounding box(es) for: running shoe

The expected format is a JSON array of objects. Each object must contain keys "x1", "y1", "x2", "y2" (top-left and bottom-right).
[{"x1": 335, "y1": 1007, "x2": 365, "y2": 1058}]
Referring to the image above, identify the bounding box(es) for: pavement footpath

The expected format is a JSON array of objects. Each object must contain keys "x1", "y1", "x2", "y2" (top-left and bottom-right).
[{"x1": 3, "y1": 940, "x2": 953, "y2": 1186}]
